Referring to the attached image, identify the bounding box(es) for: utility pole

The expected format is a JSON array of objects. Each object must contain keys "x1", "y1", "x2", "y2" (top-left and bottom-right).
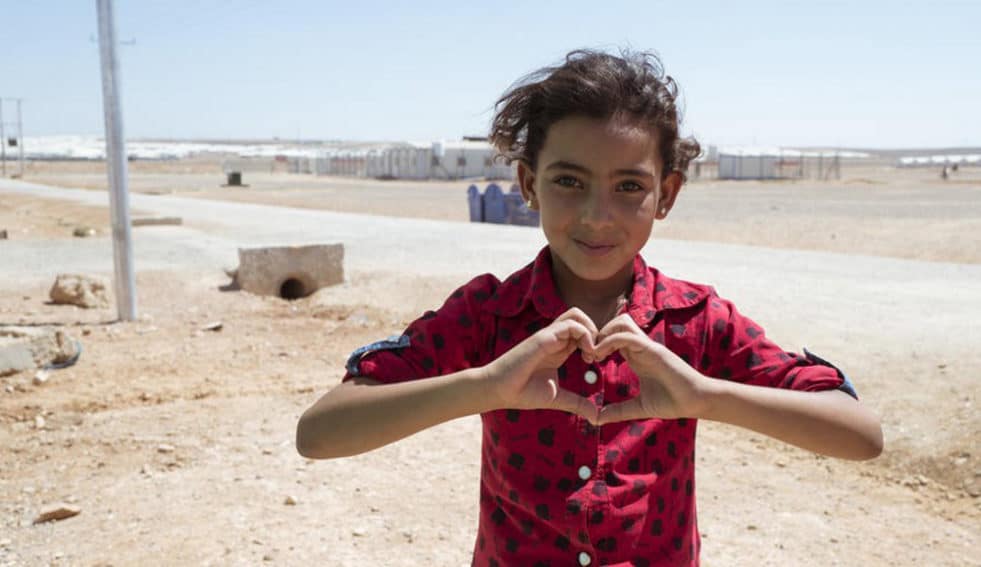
[
  {"x1": 0, "y1": 98, "x2": 25, "y2": 178},
  {"x1": 96, "y1": 0, "x2": 137, "y2": 321}
]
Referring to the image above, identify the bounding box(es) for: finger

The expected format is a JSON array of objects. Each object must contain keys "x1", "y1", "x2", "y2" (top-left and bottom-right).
[
  {"x1": 552, "y1": 319, "x2": 597, "y2": 357},
  {"x1": 555, "y1": 307, "x2": 600, "y2": 338},
  {"x1": 593, "y1": 331, "x2": 648, "y2": 361},
  {"x1": 597, "y1": 399, "x2": 650, "y2": 425},
  {"x1": 596, "y1": 314, "x2": 641, "y2": 344}
]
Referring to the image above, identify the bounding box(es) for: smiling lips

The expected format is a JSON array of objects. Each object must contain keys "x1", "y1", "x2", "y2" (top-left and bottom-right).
[{"x1": 574, "y1": 239, "x2": 616, "y2": 256}]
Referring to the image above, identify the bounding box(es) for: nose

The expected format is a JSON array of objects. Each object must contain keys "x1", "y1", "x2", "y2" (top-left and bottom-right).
[{"x1": 581, "y1": 188, "x2": 614, "y2": 227}]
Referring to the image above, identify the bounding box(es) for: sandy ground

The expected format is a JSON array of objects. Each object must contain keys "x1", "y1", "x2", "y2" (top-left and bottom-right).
[{"x1": 0, "y1": 160, "x2": 979, "y2": 566}]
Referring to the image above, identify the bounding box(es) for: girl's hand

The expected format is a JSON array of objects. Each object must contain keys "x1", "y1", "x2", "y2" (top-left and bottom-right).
[
  {"x1": 593, "y1": 314, "x2": 713, "y2": 424},
  {"x1": 484, "y1": 308, "x2": 599, "y2": 423}
]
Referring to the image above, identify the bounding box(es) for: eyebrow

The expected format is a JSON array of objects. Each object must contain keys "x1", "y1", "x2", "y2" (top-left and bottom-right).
[{"x1": 544, "y1": 159, "x2": 655, "y2": 178}]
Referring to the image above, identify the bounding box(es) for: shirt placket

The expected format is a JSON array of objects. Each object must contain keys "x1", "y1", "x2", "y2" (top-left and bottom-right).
[{"x1": 565, "y1": 351, "x2": 612, "y2": 567}]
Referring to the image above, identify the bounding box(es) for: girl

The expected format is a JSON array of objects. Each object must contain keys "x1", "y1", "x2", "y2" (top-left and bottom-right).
[{"x1": 296, "y1": 49, "x2": 882, "y2": 566}]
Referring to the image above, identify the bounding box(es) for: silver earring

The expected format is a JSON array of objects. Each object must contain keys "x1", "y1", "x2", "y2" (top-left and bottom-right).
[{"x1": 527, "y1": 199, "x2": 534, "y2": 208}]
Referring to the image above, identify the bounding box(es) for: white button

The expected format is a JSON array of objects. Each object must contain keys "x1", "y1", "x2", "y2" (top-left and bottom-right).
[
  {"x1": 578, "y1": 465, "x2": 591, "y2": 480},
  {"x1": 583, "y1": 370, "x2": 598, "y2": 384},
  {"x1": 578, "y1": 551, "x2": 592, "y2": 566}
]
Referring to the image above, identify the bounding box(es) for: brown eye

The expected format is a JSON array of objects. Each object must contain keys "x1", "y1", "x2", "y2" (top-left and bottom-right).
[{"x1": 618, "y1": 181, "x2": 644, "y2": 192}]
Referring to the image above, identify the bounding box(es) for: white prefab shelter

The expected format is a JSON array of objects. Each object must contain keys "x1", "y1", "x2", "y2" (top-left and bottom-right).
[
  {"x1": 717, "y1": 147, "x2": 798, "y2": 180},
  {"x1": 361, "y1": 140, "x2": 513, "y2": 180}
]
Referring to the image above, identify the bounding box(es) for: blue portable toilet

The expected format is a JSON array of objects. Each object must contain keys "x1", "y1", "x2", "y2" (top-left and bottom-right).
[
  {"x1": 467, "y1": 184, "x2": 483, "y2": 222},
  {"x1": 482, "y1": 183, "x2": 508, "y2": 224}
]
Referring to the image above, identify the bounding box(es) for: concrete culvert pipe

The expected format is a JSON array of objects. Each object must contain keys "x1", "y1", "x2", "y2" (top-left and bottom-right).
[
  {"x1": 279, "y1": 277, "x2": 308, "y2": 300},
  {"x1": 235, "y1": 244, "x2": 344, "y2": 299}
]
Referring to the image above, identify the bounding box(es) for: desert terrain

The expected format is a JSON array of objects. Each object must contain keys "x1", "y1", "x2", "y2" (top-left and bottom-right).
[{"x1": 1, "y1": 157, "x2": 979, "y2": 566}]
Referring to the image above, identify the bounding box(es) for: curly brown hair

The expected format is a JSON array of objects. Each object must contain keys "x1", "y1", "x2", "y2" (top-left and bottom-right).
[{"x1": 490, "y1": 49, "x2": 701, "y2": 180}]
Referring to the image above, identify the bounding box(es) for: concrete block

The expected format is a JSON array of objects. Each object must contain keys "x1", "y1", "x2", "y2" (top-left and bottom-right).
[
  {"x1": 132, "y1": 216, "x2": 183, "y2": 227},
  {"x1": 0, "y1": 326, "x2": 79, "y2": 377},
  {"x1": 236, "y1": 243, "x2": 344, "y2": 299}
]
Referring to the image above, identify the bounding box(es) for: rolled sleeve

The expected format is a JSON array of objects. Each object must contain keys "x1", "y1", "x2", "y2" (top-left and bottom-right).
[{"x1": 704, "y1": 297, "x2": 852, "y2": 396}]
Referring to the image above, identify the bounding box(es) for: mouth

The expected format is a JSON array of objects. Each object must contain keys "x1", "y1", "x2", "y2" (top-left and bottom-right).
[{"x1": 573, "y1": 239, "x2": 616, "y2": 256}]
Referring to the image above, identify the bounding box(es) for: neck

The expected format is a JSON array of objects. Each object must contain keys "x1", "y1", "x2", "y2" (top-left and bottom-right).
[{"x1": 549, "y1": 250, "x2": 633, "y2": 323}]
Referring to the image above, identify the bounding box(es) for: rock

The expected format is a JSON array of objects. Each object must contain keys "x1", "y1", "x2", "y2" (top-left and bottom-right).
[
  {"x1": 33, "y1": 370, "x2": 50, "y2": 385},
  {"x1": 49, "y1": 274, "x2": 109, "y2": 309},
  {"x1": 352, "y1": 527, "x2": 367, "y2": 537},
  {"x1": 0, "y1": 326, "x2": 80, "y2": 377},
  {"x1": 34, "y1": 415, "x2": 45, "y2": 429},
  {"x1": 157, "y1": 444, "x2": 175, "y2": 454},
  {"x1": 200, "y1": 322, "x2": 223, "y2": 332},
  {"x1": 33, "y1": 504, "x2": 81, "y2": 524},
  {"x1": 283, "y1": 495, "x2": 297, "y2": 506},
  {"x1": 72, "y1": 226, "x2": 97, "y2": 238}
]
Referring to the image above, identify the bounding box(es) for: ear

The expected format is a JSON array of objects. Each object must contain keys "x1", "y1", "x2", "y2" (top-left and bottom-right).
[
  {"x1": 516, "y1": 160, "x2": 538, "y2": 209},
  {"x1": 655, "y1": 171, "x2": 683, "y2": 220}
]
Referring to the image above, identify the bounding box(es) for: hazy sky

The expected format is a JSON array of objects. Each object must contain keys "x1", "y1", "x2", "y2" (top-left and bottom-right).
[{"x1": 2, "y1": 1, "x2": 978, "y2": 148}]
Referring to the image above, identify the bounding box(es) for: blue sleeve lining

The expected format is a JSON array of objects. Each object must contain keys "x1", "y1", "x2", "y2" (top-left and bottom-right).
[
  {"x1": 345, "y1": 334, "x2": 411, "y2": 377},
  {"x1": 803, "y1": 348, "x2": 859, "y2": 399}
]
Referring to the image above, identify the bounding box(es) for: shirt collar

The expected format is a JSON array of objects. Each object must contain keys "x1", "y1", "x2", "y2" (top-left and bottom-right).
[{"x1": 483, "y1": 246, "x2": 711, "y2": 327}]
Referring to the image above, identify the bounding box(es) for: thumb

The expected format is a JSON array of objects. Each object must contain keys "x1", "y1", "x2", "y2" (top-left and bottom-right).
[
  {"x1": 597, "y1": 398, "x2": 650, "y2": 425},
  {"x1": 550, "y1": 384, "x2": 599, "y2": 424}
]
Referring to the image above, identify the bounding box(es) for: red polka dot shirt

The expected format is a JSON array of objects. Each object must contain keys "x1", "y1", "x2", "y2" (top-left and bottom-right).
[{"x1": 344, "y1": 246, "x2": 853, "y2": 566}]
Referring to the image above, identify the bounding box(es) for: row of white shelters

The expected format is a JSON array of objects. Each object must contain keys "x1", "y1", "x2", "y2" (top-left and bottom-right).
[
  {"x1": 362, "y1": 140, "x2": 513, "y2": 180},
  {"x1": 717, "y1": 147, "x2": 802, "y2": 179},
  {"x1": 896, "y1": 154, "x2": 981, "y2": 168}
]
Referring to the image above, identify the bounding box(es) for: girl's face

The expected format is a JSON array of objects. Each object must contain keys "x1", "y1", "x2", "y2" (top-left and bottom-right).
[{"x1": 518, "y1": 115, "x2": 681, "y2": 297}]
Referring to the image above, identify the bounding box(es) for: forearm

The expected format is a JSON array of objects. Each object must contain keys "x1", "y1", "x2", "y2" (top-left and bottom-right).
[
  {"x1": 296, "y1": 368, "x2": 495, "y2": 459},
  {"x1": 700, "y1": 381, "x2": 883, "y2": 460}
]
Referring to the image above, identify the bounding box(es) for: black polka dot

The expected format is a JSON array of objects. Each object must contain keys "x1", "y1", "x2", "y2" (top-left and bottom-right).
[
  {"x1": 597, "y1": 537, "x2": 617, "y2": 552},
  {"x1": 589, "y1": 510, "x2": 604, "y2": 524},
  {"x1": 667, "y1": 441, "x2": 677, "y2": 457},
  {"x1": 670, "y1": 324, "x2": 687, "y2": 337},
  {"x1": 508, "y1": 453, "x2": 525, "y2": 470},
  {"x1": 627, "y1": 458, "x2": 640, "y2": 473},
  {"x1": 421, "y1": 356, "x2": 434, "y2": 370},
  {"x1": 421, "y1": 310, "x2": 437, "y2": 320},
  {"x1": 632, "y1": 479, "x2": 647, "y2": 495},
  {"x1": 506, "y1": 538, "x2": 519, "y2": 553},
  {"x1": 506, "y1": 409, "x2": 520, "y2": 422},
  {"x1": 652, "y1": 459, "x2": 663, "y2": 475},
  {"x1": 452, "y1": 289, "x2": 464, "y2": 299},
  {"x1": 474, "y1": 290, "x2": 489, "y2": 302},
  {"x1": 520, "y1": 518, "x2": 534, "y2": 536},
  {"x1": 557, "y1": 366, "x2": 567, "y2": 379},
  {"x1": 685, "y1": 479, "x2": 693, "y2": 495},
  {"x1": 617, "y1": 384, "x2": 630, "y2": 398},
  {"x1": 683, "y1": 291, "x2": 699, "y2": 301},
  {"x1": 630, "y1": 423, "x2": 645, "y2": 437},
  {"x1": 671, "y1": 478, "x2": 679, "y2": 491},
  {"x1": 566, "y1": 499, "x2": 581, "y2": 515},
  {"x1": 524, "y1": 320, "x2": 543, "y2": 334},
  {"x1": 562, "y1": 451, "x2": 575, "y2": 466},
  {"x1": 747, "y1": 353, "x2": 762, "y2": 369},
  {"x1": 491, "y1": 507, "x2": 505, "y2": 525},
  {"x1": 677, "y1": 511, "x2": 686, "y2": 527},
  {"x1": 538, "y1": 427, "x2": 555, "y2": 447},
  {"x1": 632, "y1": 559, "x2": 650, "y2": 567},
  {"x1": 656, "y1": 496, "x2": 665, "y2": 513},
  {"x1": 490, "y1": 429, "x2": 499, "y2": 445},
  {"x1": 651, "y1": 518, "x2": 663, "y2": 535},
  {"x1": 606, "y1": 449, "x2": 619, "y2": 461},
  {"x1": 592, "y1": 481, "x2": 607, "y2": 496},
  {"x1": 713, "y1": 320, "x2": 726, "y2": 333},
  {"x1": 499, "y1": 328, "x2": 512, "y2": 342},
  {"x1": 645, "y1": 432, "x2": 657, "y2": 446},
  {"x1": 533, "y1": 476, "x2": 550, "y2": 492},
  {"x1": 720, "y1": 367, "x2": 732, "y2": 379},
  {"x1": 678, "y1": 418, "x2": 688, "y2": 427},
  {"x1": 432, "y1": 334, "x2": 445, "y2": 349},
  {"x1": 672, "y1": 536, "x2": 683, "y2": 551},
  {"x1": 622, "y1": 517, "x2": 637, "y2": 531},
  {"x1": 746, "y1": 327, "x2": 761, "y2": 339},
  {"x1": 509, "y1": 489, "x2": 519, "y2": 502},
  {"x1": 535, "y1": 503, "x2": 550, "y2": 520},
  {"x1": 557, "y1": 478, "x2": 573, "y2": 491},
  {"x1": 554, "y1": 535, "x2": 570, "y2": 550}
]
